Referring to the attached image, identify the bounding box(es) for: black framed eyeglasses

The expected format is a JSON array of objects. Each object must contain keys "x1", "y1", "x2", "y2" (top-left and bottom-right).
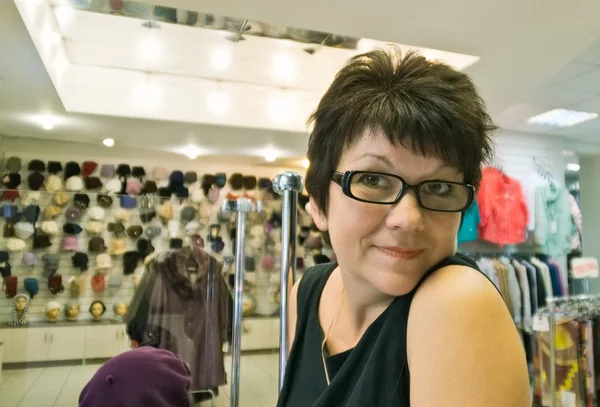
[{"x1": 331, "y1": 171, "x2": 475, "y2": 213}]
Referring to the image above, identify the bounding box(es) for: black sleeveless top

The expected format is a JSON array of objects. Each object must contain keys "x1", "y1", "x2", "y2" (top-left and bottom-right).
[{"x1": 276, "y1": 253, "x2": 485, "y2": 407}]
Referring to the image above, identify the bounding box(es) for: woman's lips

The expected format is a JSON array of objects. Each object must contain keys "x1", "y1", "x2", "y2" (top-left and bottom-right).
[{"x1": 376, "y1": 246, "x2": 424, "y2": 259}]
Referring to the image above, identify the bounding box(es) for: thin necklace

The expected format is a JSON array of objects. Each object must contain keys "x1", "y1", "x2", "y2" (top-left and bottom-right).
[{"x1": 321, "y1": 286, "x2": 345, "y2": 386}]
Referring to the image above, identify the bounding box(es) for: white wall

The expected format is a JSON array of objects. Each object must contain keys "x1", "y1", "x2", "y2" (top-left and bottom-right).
[{"x1": 579, "y1": 155, "x2": 600, "y2": 293}]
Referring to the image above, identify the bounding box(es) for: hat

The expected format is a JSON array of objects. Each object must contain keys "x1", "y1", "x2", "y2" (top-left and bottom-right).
[
  {"x1": 114, "y1": 208, "x2": 131, "y2": 222},
  {"x1": 142, "y1": 180, "x2": 158, "y2": 194},
  {"x1": 0, "y1": 251, "x2": 9, "y2": 263},
  {"x1": 202, "y1": 174, "x2": 216, "y2": 190},
  {"x1": 65, "y1": 206, "x2": 82, "y2": 221},
  {"x1": 158, "y1": 187, "x2": 171, "y2": 199},
  {"x1": 48, "y1": 161, "x2": 63, "y2": 174},
  {"x1": 97, "y1": 194, "x2": 113, "y2": 208},
  {"x1": 107, "y1": 222, "x2": 126, "y2": 235},
  {"x1": 116, "y1": 164, "x2": 131, "y2": 177},
  {"x1": 244, "y1": 256, "x2": 256, "y2": 271},
  {"x1": 78, "y1": 347, "x2": 192, "y2": 407},
  {"x1": 22, "y1": 191, "x2": 42, "y2": 206},
  {"x1": 74, "y1": 194, "x2": 90, "y2": 209},
  {"x1": 6, "y1": 156, "x2": 22, "y2": 172},
  {"x1": 100, "y1": 164, "x2": 116, "y2": 178},
  {"x1": 126, "y1": 225, "x2": 143, "y2": 238},
  {"x1": 123, "y1": 251, "x2": 140, "y2": 275},
  {"x1": 72, "y1": 252, "x2": 89, "y2": 271},
  {"x1": 28, "y1": 172, "x2": 45, "y2": 191},
  {"x1": 207, "y1": 186, "x2": 220, "y2": 204},
  {"x1": 2, "y1": 173, "x2": 21, "y2": 189},
  {"x1": 2, "y1": 204, "x2": 17, "y2": 219},
  {"x1": 86, "y1": 221, "x2": 105, "y2": 235},
  {"x1": 120, "y1": 195, "x2": 136, "y2": 209},
  {"x1": 184, "y1": 171, "x2": 197, "y2": 184},
  {"x1": 2, "y1": 189, "x2": 19, "y2": 201},
  {"x1": 167, "y1": 220, "x2": 180, "y2": 238},
  {"x1": 33, "y1": 234, "x2": 52, "y2": 249},
  {"x1": 89, "y1": 237, "x2": 106, "y2": 253},
  {"x1": 54, "y1": 192, "x2": 71, "y2": 207},
  {"x1": 85, "y1": 177, "x2": 103, "y2": 190},
  {"x1": 243, "y1": 175, "x2": 257, "y2": 190},
  {"x1": 126, "y1": 179, "x2": 142, "y2": 195},
  {"x1": 21, "y1": 206, "x2": 39, "y2": 225},
  {"x1": 180, "y1": 206, "x2": 196, "y2": 223},
  {"x1": 42, "y1": 174, "x2": 59, "y2": 193},
  {"x1": 184, "y1": 221, "x2": 201, "y2": 235},
  {"x1": 42, "y1": 205, "x2": 61, "y2": 219},
  {"x1": 109, "y1": 239, "x2": 127, "y2": 255},
  {"x1": 14, "y1": 222, "x2": 34, "y2": 239},
  {"x1": 28, "y1": 159, "x2": 46, "y2": 172},
  {"x1": 69, "y1": 276, "x2": 82, "y2": 297},
  {"x1": 63, "y1": 223, "x2": 83, "y2": 235},
  {"x1": 91, "y1": 275, "x2": 105, "y2": 292},
  {"x1": 229, "y1": 173, "x2": 244, "y2": 190},
  {"x1": 96, "y1": 253, "x2": 112, "y2": 269},
  {"x1": 23, "y1": 252, "x2": 38, "y2": 267},
  {"x1": 132, "y1": 166, "x2": 145, "y2": 178},
  {"x1": 105, "y1": 178, "x2": 122, "y2": 194},
  {"x1": 169, "y1": 171, "x2": 184, "y2": 187},
  {"x1": 145, "y1": 225, "x2": 162, "y2": 239},
  {"x1": 88, "y1": 206, "x2": 105, "y2": 221},
  {"x1": 0, "y1": 261, "x2": 11, "y2": 278},
  {"x1": 82, "y1": 161, "x2": 98, "y2": 178},
  {"x1": 190, "y1": 189, "x2": 203, "y2": 203},
  {"x1": 108, "y1": 273, "x2": 123, "y2": 293},
  {"x1": 3, "y1": 223, "x2": 14, "y2": 238},
  {"x1": 3, "y1": 276, "x2": 17, "y2": 298},
  {"x1": 137, "y1": 239, "x2": 155, "y2": 260},
  {"x1": 64, "y1": 161, "x2": 81, "y2": 179},
  {"x1": 61, "y1": 236, "x2": 79, "y2": 251},
  {"x1": 153, "y1": 167, "x2": 168, "y2": 180},
  {"x1": 24, "y1": 278, "x2": 39, "y2": 299},
  {"x1": 66, "y1": 176, "x2": 84, "y2": 191},
  {"x1": 261, "y1": 255, "x2": 275, "y2": 270},
  {"x1": 214, "y1": 173, "x2": 226, "y2": 188},
  {"x1": 40, "y1": 220, "x2": 59, "y2": 235},
  {"x1": 48, "y1": 274, "x2": 64, "y2": 295},
  {"x1": 169, "y1": 238, "x2": 183, "y2": 249},
  {"x1": 42, "y1": 253, "x2": 60, "y2": 268},
  {"x1": 211, "y1": 236, "x2": 225, "y2": 253},
  {"x1": 7, "y1": 238, "x2": 26, "y2": 252}
]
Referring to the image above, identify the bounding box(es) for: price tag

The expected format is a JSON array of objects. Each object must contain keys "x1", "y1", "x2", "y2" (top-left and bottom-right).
[
  {"x1": 571, "y1": 257, "x2": 599, "y2": 279},
  {"x1": 561, "y1": 390, "x2": 576, "y2": 407},
  {"x1": 550, "y1": 221, "x2": 557, "y2": 234},
  {"x1": 533, "y1": 316, "x2": 549, "y2": 332}
]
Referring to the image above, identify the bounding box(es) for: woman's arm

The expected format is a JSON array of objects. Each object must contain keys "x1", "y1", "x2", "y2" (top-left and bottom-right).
[
  {"x1": 287, "y1": 277, "x2": 301, "y2": 356},
  {"x1": 407, "y1": 265, "x2": 530, "y2": 407}
]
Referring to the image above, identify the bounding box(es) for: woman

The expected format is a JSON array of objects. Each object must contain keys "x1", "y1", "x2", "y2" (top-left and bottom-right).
[{"x1": 277, "y1": 47, "x2": 530, "y2": 406}]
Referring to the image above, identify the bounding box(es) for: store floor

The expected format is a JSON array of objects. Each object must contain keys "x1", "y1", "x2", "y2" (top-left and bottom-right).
[{"x1": 0, "y1": 353, "x2": 279, "y2": 407}]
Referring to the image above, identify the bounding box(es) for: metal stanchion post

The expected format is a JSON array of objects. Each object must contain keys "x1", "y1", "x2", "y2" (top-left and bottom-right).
[
  {"x1": 222, "y1": 197, "x2": 252, "y2": 407},
  {"x1": 273, "y1": 171, "x2": 304, "y2": 392},
  {"x1": 548, "y1": 297, "x2": 556, "y2": 407}
]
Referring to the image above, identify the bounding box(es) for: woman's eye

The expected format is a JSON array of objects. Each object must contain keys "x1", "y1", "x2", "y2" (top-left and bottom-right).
[{"x1": 423, "y1": 182, "x2": 452, "y2": 195}]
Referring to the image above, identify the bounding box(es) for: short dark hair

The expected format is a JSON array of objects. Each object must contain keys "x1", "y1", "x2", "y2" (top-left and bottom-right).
[{"x1": 305, "y1": 47, "x2": 495, "y2": 219}]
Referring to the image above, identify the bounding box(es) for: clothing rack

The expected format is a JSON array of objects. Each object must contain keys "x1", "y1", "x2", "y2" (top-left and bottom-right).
[
  {"x1": 536, "y1": 294, "x2": 600, "y2": 407},
  {"x1": 533, "y1": 157, "x2": 555, "y2": 182}
]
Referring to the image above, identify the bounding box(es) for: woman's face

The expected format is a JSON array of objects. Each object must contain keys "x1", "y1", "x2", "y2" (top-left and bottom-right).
[
  {"x1": 91, "y1": 303, "x2": 104, "y2": 318},
  {"x1": 15, "y1": 297, "x2": 27, "y2": 311},
  {"x1": 311, "y1": 132, "x2": 461, "y2": 297}
]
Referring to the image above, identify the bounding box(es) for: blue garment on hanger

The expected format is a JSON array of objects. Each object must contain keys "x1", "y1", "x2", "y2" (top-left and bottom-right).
[{"x1": 458, "y1": 200, "x2": 480, "y2": 245}]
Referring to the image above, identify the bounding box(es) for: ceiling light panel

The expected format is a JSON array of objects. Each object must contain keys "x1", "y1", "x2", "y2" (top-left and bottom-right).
[{"x1": 527, "y1": 109, "x2": 599, "y2": 127}]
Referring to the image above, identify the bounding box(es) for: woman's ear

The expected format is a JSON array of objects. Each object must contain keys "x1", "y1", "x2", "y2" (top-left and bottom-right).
[{"x1": 309, "y1": 198, "x2": 328, "y2": 232}]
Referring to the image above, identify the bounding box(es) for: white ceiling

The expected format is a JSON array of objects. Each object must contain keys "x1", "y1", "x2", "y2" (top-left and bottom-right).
[{"x1": 3, "y1": 0, "x2": 600, "y2": 159}]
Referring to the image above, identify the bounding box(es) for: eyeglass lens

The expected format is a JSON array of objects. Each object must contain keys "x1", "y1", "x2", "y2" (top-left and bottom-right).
[{"x1": 349, "y1": 172, "x2": 471, "y2": 211}]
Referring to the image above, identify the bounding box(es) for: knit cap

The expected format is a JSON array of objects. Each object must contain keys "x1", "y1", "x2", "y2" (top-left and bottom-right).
[{"x1": 78, "y1": 347, "x2": 192, "y2": 407}]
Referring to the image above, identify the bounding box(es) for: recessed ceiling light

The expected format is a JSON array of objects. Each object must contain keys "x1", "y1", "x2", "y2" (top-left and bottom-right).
[
  {"x1": 264, "y1": 150, "x2": 277, "y2": 162},
  {"x1": 206, "y1": 90, "x2": 230, "y2": 116},
  {"x1": 184, "y1": 145, "x2": 202, "y2": 160},
  {"x1": 527, "y1": 109, "x2": 599, "y2": 127},
  {"x1": 271, "y1": 54, "x2": 297, "y2": 82},
  {"x1": 302, "y1": 159, "x2": 310, "y2": 169},
  {"x1": 138, "y1": 37, "x2": 161, "y2": 63},
  {"x1": 39, "y1": 114, "x2": 57, "y2": 130},
  {"x1": 55, "y1": 5, "x2": 74, "y2": 27},
  {"x1": 210, "y1": 47, "x2": 232, "y2": 71},
  {"x1": 567, "y1": 163, "x2": 580, "y2": 172},
  {"x1": 103, "y1": 138, "x2": 115, "y2": 147}
]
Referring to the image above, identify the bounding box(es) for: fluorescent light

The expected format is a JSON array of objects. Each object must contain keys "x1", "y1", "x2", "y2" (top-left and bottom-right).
[
  {"x1": 267, "y1": 93, "x2": 295, "y2": 123},
  {"x1": 210, "y1": 47, "x2": 232, "y2": 71},
  {"x1": 132, "y1": 82, "x2": 161, "y2": 109},
  {"x1": 527, "y1": 109, "x2": 599, "y2": 127},
  {"x1": 55, "y1": 5, "x2": 74, "y2": 28},
  {"x1": 271, "y1": 53, "x2": 297, "y2": 82},
  {"x1": 138, "y1": 37, "x2": 161, "y2": 63},
  {"x1": 206, "y1": 90, "x2": 230, "y2": 116},
  {"x1": 39, "y1": 115, "x2": 57, "y2": 130},
  {"x1": 184, "y1": 145, "x2": 202, "y2": 160},
  {"x1": 567, "y1": 163, "x2": 580, "y2": 172},
  {"x1": 264, "y1": 151, "x2": 277, "y2": 162},
  {"x1": 102, "y1": 138, "x2": 115, "y2": 147}
]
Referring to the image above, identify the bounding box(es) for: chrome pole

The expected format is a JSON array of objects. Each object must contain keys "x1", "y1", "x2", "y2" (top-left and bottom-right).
[
  {"x1": 548, "y1": 297, "x2": 556, "y2": 407},
  {"x1": 222, "y1": 197, "x2": 252, "y2": 407},
  {"x1": 273, "y1": 171, "x2": 304, "y2": 392}
]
